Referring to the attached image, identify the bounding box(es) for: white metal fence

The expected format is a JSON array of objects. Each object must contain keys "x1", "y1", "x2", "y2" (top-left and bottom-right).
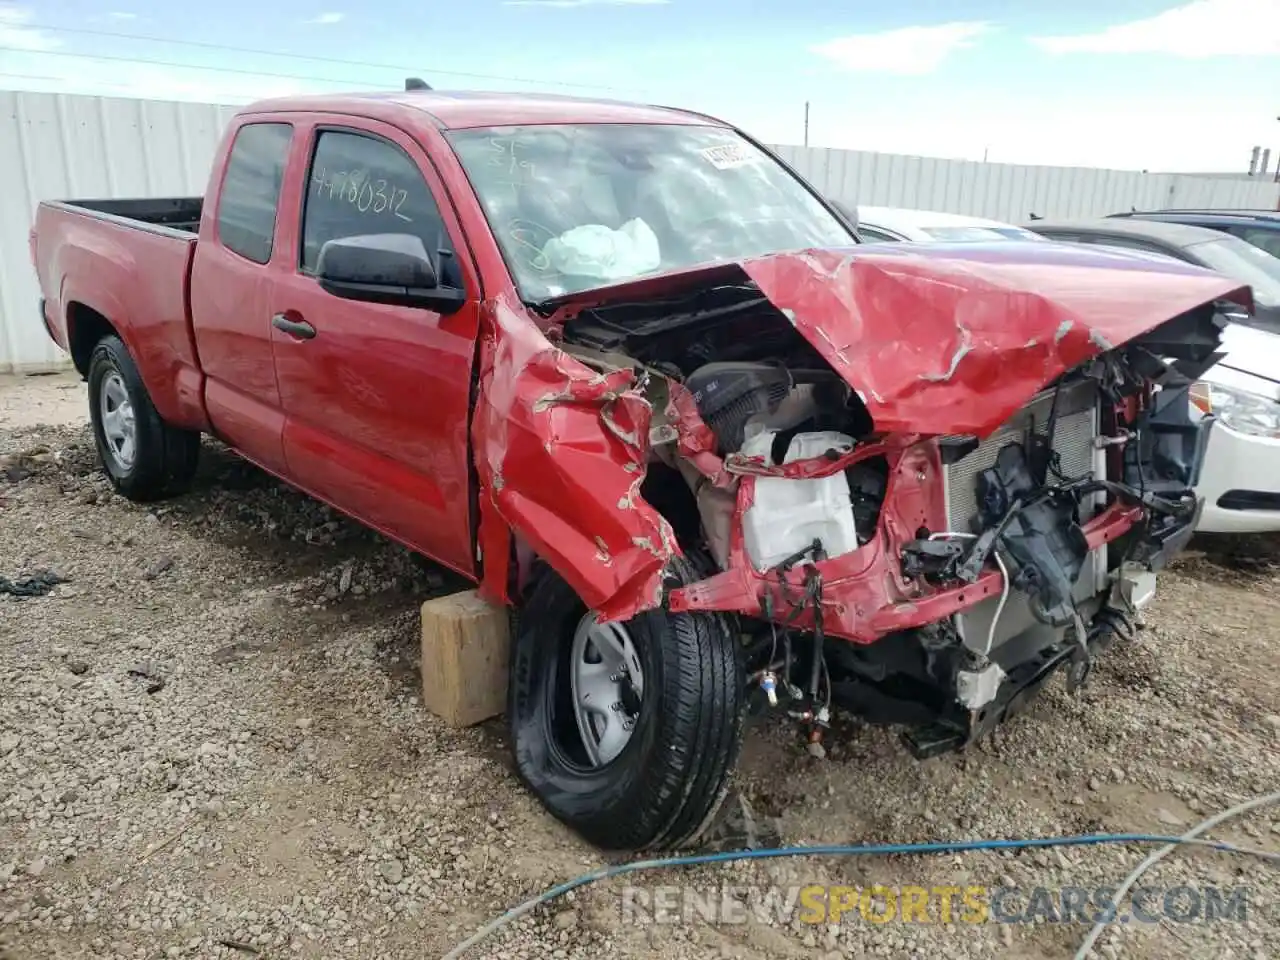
[
  {"x1": 774, "y1": 145, "x2": 1280, "y2": 223},
  {"x1": 0, "y1": 92, "x2": 237, "y2": 373},
  {"x1": 3, "y1": 90, "x2": 1279, "y2": 374}
]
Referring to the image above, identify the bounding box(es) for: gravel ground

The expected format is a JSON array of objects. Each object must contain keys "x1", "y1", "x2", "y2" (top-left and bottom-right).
[{"x1": 1, "y1": 372, "x2": 1278, "y2": 960}]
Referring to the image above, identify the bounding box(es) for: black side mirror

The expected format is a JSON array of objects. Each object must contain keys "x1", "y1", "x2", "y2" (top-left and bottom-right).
[{"x1": 316, "y1": 233, "x2": 465, "y2": 314}]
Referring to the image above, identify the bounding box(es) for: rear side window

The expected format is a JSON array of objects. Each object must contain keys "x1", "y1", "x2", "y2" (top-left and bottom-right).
[
  {"x1": 1237, "y1": 226, "x2": 1280, "y2": 258},
  {"x1": 217, "y1": 122, "x2": 293, "y2": 264},
  {"x1": 1092, "y1": 237, "x2": 1186, "y2": 261},
  {"x1": 1049, "y1": 234, "x2": 1183, "y2": 261},
  {"x1": 857, "y1": 227, "x2": 901, "y2": 243},
  {"x1": 300, "y1": 129, "x2": 459, "y2": 286}
]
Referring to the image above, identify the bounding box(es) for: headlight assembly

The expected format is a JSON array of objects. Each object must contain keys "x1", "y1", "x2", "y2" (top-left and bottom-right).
[{"x1": 1190, "y1": 381, "x2": 1280, "y2": 439}]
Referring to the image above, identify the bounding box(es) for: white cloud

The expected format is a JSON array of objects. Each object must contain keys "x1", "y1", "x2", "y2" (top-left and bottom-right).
[
  {"x1": 305, "y1": 11, "x2": 345, "y2": 24},
  {"x1": 0, "y1": 4, "x2": 60, "y2": 51},
  {"x1": 503, "y1": 0, "x2": 669, "y2": 7},
  {"x1": 87, "y1": 10, "x2": 148, "y2": 24},
  {"x1": 811, "y1": 22, "x2": 991, "y2": 76},
  {"x1": 1031, "y1": 0, "x2": 1280, "y2": 57}
]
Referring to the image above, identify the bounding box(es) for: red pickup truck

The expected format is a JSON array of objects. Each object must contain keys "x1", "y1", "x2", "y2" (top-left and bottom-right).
[{"x1": 32, "y1": 89, "x2": 1247, "y2": 852}]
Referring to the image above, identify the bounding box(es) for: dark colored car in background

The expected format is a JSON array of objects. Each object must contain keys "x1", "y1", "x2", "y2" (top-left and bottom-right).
[
  {"x1": 1107, "y1": 208, "x2": 1280, "y2": 259},
  {"x1": 1025, "y1": 217, "x2": 1280, "y2": 335}
]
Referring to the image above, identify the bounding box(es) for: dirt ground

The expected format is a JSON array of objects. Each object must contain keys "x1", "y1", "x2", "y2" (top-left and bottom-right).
[{"x1": 1, "y1": 371, "x2": 1278, "y2": 960}]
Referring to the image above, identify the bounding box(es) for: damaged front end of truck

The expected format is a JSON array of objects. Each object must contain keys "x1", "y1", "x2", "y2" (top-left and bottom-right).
[{"x1": 478, "y1": 239, "x2": 1245, "y2": 849}]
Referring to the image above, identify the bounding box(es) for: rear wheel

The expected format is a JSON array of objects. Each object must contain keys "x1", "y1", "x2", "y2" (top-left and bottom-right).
[
  {"x1": 87, "y1": 335, "x2": 199, "y2": 502},
  {"x1": 508, "y1": 560, "x2": 744, "y2": 851}
]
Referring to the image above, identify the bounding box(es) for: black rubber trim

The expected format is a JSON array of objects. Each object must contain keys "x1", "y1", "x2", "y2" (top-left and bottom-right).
[
  {"x1": 1217, "y1": 489, "x2": 1280, "y2": 512},
  {"x1": 38, "y1": 298, "x2": 53, "y2": 340}
]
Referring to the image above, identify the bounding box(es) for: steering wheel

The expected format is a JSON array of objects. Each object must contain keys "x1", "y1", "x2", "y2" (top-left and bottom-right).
[
  {"x1": 687, "y1": 214, "x2": 743, "y2": 238},
  {"x1": 684, "y1": 214, "x2": 748, "y2": 259}
]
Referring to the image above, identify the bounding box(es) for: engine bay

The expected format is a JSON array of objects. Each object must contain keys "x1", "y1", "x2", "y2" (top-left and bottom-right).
[
  {"x1": 561, "y1": 282, "x2": 887, "y2": 568},
  {"x1": 548, "y1": 274, "x2": 1229, "y2": 757}
]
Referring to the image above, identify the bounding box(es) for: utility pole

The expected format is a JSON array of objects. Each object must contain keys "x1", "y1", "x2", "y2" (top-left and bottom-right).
[{"x1": 803, "y1": 101, "x2": 810, "y2": 147}]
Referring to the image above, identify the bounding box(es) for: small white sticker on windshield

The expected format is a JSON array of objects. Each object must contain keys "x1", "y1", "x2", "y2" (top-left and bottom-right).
[{"x1": 699, "y1": 142, "x2": 757, "y2": 170}]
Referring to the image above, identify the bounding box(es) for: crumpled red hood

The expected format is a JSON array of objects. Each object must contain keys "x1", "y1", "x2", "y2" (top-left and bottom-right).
[
  {"x1": 476, "y1": 241, "x2": 1249, "y2": 622},
  {"x1": 554, "y1": 243, "x2": 1250, "y2": 436}
]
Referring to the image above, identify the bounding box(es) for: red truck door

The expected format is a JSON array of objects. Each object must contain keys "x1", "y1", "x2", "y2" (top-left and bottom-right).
[
  {"x1": 266, "y1": 118, "x2": 482, "y2": 578},
  {"x1": 190, "y1": 119, "x2": 296, "y2": 474}
]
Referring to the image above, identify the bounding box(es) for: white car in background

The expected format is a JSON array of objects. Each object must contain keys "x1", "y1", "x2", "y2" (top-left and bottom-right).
[
  {"x1": 830, "y1": 202, "x2": 1280, "y2": 535},
  {"x1": 1187, "y1": 325, "x2": 1280, "y2": 533},
  {"x1": 835, "y1": 203, "x2": 1049, "y2": 243},
  {"x1": 1023, "y1": 218, "x2": 1280, "y2": 536}
]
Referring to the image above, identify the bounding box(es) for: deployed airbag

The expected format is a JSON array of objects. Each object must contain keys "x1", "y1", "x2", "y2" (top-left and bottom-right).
[{"x1": 542, "y1": 218, "x2": 661, "y2": 281}]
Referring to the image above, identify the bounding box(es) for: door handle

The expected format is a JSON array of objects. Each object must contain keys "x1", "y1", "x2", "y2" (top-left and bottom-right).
[{"x1": 272, "y1": 313, "x2": 316, "y2": 340}]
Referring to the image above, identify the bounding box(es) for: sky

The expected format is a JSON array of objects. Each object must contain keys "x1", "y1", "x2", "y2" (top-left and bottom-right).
[{"x1": 0, "y1": 0, "x2": 1277, "y2": 172}]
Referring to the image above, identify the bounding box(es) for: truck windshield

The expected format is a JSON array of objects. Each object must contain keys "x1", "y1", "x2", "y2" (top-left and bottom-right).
[{"x1": 445, "y1": 123, "x2": 855, "y2": 300}]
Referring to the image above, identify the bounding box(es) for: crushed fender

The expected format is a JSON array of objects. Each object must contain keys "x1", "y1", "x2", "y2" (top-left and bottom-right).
[{"x1": 471, "y1": 298, "x2": 678, "y2": 622}]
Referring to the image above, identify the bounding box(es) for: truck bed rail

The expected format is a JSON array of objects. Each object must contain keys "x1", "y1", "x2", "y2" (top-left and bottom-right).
[{"x1": 50, "y1": 197, "x2": 204, "y2": 235}]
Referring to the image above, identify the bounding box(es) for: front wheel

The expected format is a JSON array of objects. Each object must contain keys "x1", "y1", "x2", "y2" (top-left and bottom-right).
[
  {"x1": 87, "y1": 335, "x2": 200, "y2": 502},
  {"x1": 508, "y1": 560, "x2": 744, "y2": 851}
]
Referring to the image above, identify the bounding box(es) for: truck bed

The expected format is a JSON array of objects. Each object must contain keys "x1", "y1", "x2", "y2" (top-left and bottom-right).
[
  {"x1": 53, "y1": 197, "x2": 204, "y2": 234},
  {"x1": 32, "y1": 197, "x2": 207, "y2": 432}
]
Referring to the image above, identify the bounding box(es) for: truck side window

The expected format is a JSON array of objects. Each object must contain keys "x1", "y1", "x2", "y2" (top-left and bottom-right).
[
  {"x1": 301, "y1": 130, "x2": 460, "y2": 287},
  {"x1": 217, "y1": 122, "x2": 293, "y2": 265}
]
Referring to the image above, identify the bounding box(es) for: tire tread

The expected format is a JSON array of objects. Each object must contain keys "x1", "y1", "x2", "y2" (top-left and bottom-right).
[
  {"x1": 509, "y1": 558, "x2": 744, "y2": 852},
  {"x1": 88, "y1": 335, "x2": 199, "y2": 502}
]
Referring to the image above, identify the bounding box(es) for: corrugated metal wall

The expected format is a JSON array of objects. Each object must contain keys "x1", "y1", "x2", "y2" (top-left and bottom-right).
[
  {"x1": 773, "y1": 145, "x2": 1280, "y2": 221},
  {"x1": 3, "y1": 90, "x2": 1279, "y2": 373},
  {"x1": 0, "y1": 91, "x2": 237, "y2": 373}
]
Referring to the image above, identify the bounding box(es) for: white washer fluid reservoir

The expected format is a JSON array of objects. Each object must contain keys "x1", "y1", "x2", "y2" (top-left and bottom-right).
[{"x1": 741, "y1": 430, "x2": 860, "y2": 571}]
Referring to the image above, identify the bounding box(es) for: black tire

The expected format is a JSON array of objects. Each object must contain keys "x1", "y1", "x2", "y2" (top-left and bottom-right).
[
  {"x1": 508, "y1": 559, "x2": 744, "y2": 851},
  {"x1": 86, "y1": 335, "x2": 200, "y2": 502}
]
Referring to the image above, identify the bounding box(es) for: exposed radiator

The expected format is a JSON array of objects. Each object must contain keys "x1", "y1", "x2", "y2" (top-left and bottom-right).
[
  {"x1": 939, "y1": 380, "x2": 1108, "y2": 656},
  {"x1": 942, "y1": 383, "x2": 1101, "y2": 531}
]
